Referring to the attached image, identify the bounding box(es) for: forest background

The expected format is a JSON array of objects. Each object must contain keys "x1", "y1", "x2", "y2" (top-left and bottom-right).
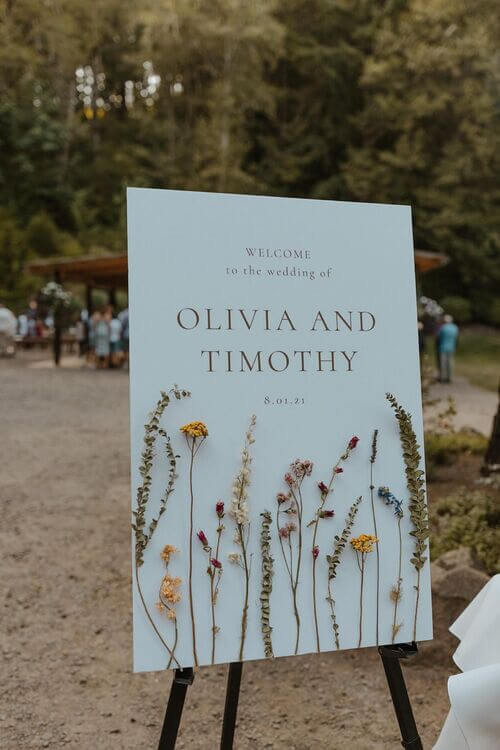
[{"x1": 1, "y1": 0, "x2": 499, "y2": 321}]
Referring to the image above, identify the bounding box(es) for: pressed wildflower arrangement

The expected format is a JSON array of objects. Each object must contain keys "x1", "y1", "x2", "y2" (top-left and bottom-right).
[
  {"x1": 275, "y1": 458, "x2": 313, "y2": 654},
  {"x1": 308, "y1": 435, "x2": 359, "y2": 652},
  {"x1": 228, "y1": 415, "x2": 257, "y2": 661},
  {"x1": 132, "y1": 389, "x2": 430, "y2": 666},
  {"x1": 378, "y1": 486, "x2": 404, "y2": 643},
  {"x1": 350, "y1": 533, "x2": 378, "y2": 648},
  {"x1": 156, "y1": 545, "x2": 182, "y2": 668},
  {"x1": 326, "y1": 496, "x2": 362, "y2": 648},
  {"x1": 386, "y1": 393, "x2": 429, "y2": 640},
  {"x1": 180, "y1": 420, "x2": 209, "y2": 667},
  {"x1": 132, "y1": 386, "x2": 190, "y2": 668}
]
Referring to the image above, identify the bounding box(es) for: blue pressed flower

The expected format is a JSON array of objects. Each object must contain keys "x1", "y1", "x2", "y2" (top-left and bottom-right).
[{"x1": 378, "y1": 486, "x2": 404, "y2": 518}]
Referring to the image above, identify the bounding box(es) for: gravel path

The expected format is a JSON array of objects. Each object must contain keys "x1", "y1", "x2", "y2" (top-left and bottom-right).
[{"x1": 1, "y1": 355, "x2": 451, "y2": 749}]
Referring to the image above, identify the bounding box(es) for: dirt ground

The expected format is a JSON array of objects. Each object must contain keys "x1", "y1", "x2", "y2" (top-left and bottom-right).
[{"x1": 1, "y1": 352, "x2": 456, "y2": 749}]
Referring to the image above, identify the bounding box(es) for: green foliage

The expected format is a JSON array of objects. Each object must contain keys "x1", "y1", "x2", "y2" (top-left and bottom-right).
[
  {"x1": 440, "y1": 296, "x2": 472, "y2": 324},
  {"x1": 1, "y1": 0, "x2": 499, "y2": 313},
  {"x1": 431, "y1": 488, "x2": 500, "y2": 575},
  {"x1": 454, "y1": 327, "x2": 500, "y2": 392},
  {"x1": 425, "y1": 430, "x2": 488, "y2": 478}
]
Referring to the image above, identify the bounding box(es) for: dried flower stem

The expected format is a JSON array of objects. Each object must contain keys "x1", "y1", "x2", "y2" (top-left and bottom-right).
[
  {"x1": 229, "y1": 415, "x2": 256, "y2": 662},
  {"x1": 392, "y1": 517, "x2": 403, "y2": 643},
  {"x1": 131, "y1": 386, "x2": 189, "y2": 668},
  {"x1": 211, "y1": 527, "x2": 223, "y2": 664},
  {"x1": 277, "y1": 477, "x2": 307, "y2": 654},
  {"x1": 326, "y1": 496, "x2": 362, "y2": 648},
  {"x1": 276, "y1": 504, "x2": 300, "y2": 648},
  {"x1": 260, "y1": 511, "x2": 274, "y2": 658},
  {"x1": 309, "y1": 438, "x2": 358, "y2": 653},
  {"x1": 386, "y1": 393, "x2": 429, "y2": 640},
  {"x1": 351, "y1": 534, "x2": 378, "y2": 648},
  {"x1": 134, "y1": 565, "x2": 180, "y2": 668},
  {"x1": 355, "y1": 550, "x2": 365, "y2": 647},
  {"x1": 369, "y1": 429, "x2": 380, "y2": 646},
  {"x1": 185, "y1": 433, "x2": 206, "y2": 668}
]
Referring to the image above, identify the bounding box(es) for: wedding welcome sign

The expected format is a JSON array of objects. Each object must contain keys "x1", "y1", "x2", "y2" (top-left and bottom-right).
[{"x1": 127, "y1": 188, "x2": 432, "y2": 673}]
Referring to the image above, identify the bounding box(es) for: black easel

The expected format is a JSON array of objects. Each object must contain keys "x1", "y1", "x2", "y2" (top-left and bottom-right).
[{"x1": 158, "y1": 643, "x2": 423, "y2": 750}]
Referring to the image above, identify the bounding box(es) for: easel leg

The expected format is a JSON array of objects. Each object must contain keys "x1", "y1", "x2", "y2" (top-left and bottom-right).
[
  {"x1": 220, "y1": 661, "x2": 243, "y2": 750},
  {"x1": 158, "y1": 668, "x2": 194, "y2": 750},
  {"x1": 378, "y1": 643, "x2": 423, "y2": 750}
]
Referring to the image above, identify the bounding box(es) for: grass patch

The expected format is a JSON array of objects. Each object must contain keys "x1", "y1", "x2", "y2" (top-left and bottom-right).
[{"x1": 455, "y1": 327, "x2": 500, "y2": 392}]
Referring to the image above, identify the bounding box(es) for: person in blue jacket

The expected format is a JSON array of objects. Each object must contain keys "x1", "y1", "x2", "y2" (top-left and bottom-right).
[{"x1": 437, "y1": 314, "x2": 459, "y2": 383}]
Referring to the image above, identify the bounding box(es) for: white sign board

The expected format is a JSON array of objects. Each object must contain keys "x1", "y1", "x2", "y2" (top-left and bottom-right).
[{"x1": 127, "y1": 188, "x2": 432, "y2": 672}]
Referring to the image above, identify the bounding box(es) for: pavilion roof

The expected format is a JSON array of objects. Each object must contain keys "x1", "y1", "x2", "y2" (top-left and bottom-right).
[{"x1": 26, "y1": 254, "x2": 128, "y2": 289}]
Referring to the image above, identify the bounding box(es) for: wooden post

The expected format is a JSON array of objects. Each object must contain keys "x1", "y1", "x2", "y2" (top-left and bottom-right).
[
  {"x1": 53, "y1": 270, "x2": 62, "y2": 366},
  {"x1": 108, "y1": 287, "x2": 116, "y2": 310}
]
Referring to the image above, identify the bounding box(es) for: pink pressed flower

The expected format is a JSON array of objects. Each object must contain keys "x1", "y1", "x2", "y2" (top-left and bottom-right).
[
  {"x1": 276, "y1": 492, "x2": 289, "y2": 504},
  {"x1": 302, "y1": 460, "x2": 313, "y2": 476},
  {"x1": 291, "y1": 458, "x2": 313, "y2": 479},
  {"x1": 279, "y1": 526, "x2": 290, "y2": 539},
  {"x1": 210, "y1": 558, "x2": 222, "y2": 569},
  {"x1": 348, "y1": 436, "x2": 360, "y2": 450},
  {"x1": 321, "y1": 509, "x2": 335, "y2": 518},
  {"x1": 286, "y1": 522, "x2": 297, "y2": 533},
  {"x1": 318, "y1": 481, "x2": 328, "y2": 495},
  {"x1": 216, "y1": 501, "x2": 225, "y2": 518},
  {"x1": 197, "y1": 530, "x2": 208, "y2": 545},
  {"x1": 312, "y1": 545, "x2": 319, "y2": 559},
  {"x1": 284, "y1": 472, "x2": 295, "y2": 487},
  {"x1": 335, "y1": 467, "x2": 344, "y2": 474}
]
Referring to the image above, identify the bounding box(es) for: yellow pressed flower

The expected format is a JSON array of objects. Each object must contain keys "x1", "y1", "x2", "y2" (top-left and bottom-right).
[
  {"x1": 167, "y1": 610, "x2": 177, "y2": 620},
  {"x1": 180, "y1": 421, "x2": 208, "y2": 438},
  {"x1": 161, "y1": 544, "x2": 178, "y2": 562},
  {"x1": 350, "y1": 534, "x2": 379, "y2": 554}
]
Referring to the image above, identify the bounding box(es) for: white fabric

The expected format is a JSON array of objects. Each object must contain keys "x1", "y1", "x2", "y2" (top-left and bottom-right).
[{"x1": 434, "y1": 575, "x2": 500, "y2": 749}]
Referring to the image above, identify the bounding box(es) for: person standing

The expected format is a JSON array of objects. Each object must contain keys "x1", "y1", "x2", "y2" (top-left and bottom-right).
[
  {"x1": 437, "y1": 314, "x2": 459, "y2": 383},
  {"x1": 109, "y1": 313, "x2": 122, "y2": 367}
]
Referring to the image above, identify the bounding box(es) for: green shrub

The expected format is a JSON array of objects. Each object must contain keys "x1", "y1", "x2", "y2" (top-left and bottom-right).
[
  {"x1": 440, "y1": 295, "x2": 472, "y2": 324},
  {"x1": 425, "y1": 430, "x2": 487, "y2": 478},
  {"x1": 485, "y1": 299, "x2": 500, "y2": 327},
  {"x1": 431, "y1": 488, "x2": 500, "y2": 575}
]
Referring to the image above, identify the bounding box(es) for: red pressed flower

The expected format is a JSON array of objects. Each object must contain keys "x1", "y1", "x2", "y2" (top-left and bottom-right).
[
  {"x1": 335, "y1": 467, "x2": 344, "y2": 474},
  {"x1": 322, "y1": 509, "x2": 335, "y2": 518},
  {"x1": 197, "y1": 530, "x2": 208, "y2": 545},
  {"x1": 210, "y1": 558, "x2": 222, "y2": 569},
  {"x1": 216, "y1": 501, "x2": 224, "y2": 518},
  {"x1": 348, "y1": 436, "x2": 360, "y2": 450},
  {"x1": 312, "y1": 545, "x2": 319, "y2": 559},
  {"x1": 317, "y1": 481, "x2": 328, "y2": 495}
]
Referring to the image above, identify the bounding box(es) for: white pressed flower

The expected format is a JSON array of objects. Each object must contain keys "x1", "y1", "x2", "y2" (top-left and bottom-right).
[{"x1": 228, "y1": 552, "x2": 241, "y2": 564}]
